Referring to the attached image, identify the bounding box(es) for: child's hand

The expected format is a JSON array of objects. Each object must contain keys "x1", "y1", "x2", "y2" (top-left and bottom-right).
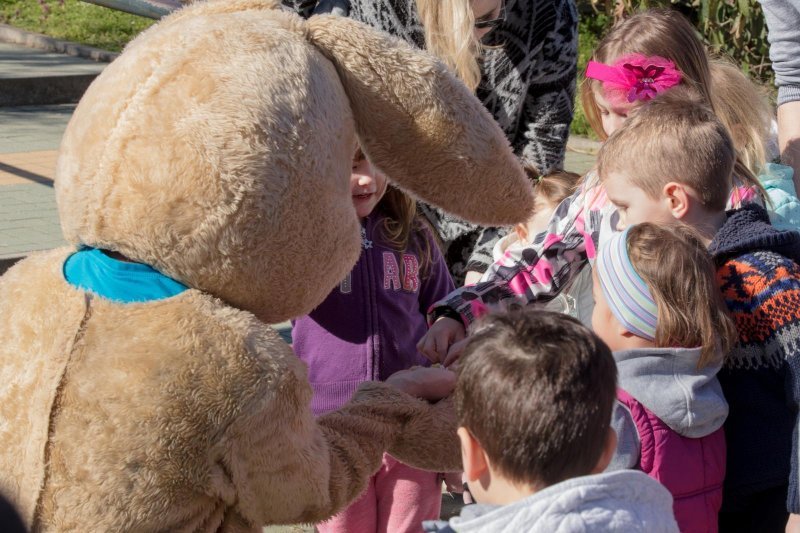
[
  {"x1": 417, "y1": 317, "x2": 466, "y2": 363},
  {"x1": 443, "y1": 337, "x2": 469, "y2": 368},
  {"x1": 385, "y1": 366, "x2": 456, "y2": 401}
]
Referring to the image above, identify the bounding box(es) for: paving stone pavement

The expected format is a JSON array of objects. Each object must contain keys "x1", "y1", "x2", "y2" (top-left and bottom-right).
[
  {"x1": 0, "y1": 42, "x2": 106, "y2": 78},
  {"x1": 0, "y1": 100, "x2": 597, "y2": 262},
  {"x1": 0, "y1": 105, "x2": 71, "y2": 260}
]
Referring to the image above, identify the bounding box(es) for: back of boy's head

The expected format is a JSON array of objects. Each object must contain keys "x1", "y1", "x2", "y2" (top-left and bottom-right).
[
  {"x1": 597, "y1": 87, "x2": 735, "y2": 212},
  {"x1": 455, "y1": 310, "x2": 617, "y2": 488}
]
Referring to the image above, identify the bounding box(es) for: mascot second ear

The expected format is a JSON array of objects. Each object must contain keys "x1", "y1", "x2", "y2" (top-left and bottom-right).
[{"x1": 306, "y1": 14, "x2": 534, "y2": 227}]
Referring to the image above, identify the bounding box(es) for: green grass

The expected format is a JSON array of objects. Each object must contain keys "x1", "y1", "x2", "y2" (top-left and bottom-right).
[
  {"x1": 571, "y1": 11, "x2": 612, "y2": 139},
  {"x1": 0, "y1": 0, "x2": 154, "y2": 52}
]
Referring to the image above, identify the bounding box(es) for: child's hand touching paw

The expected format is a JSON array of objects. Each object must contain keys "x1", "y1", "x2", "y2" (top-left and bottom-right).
[
  {"x1": 417, "y1": 317, "x2": 466, "y2": 364},
  {"x1": 385, "y1": 366, "x2": 456, "y2": 402}
]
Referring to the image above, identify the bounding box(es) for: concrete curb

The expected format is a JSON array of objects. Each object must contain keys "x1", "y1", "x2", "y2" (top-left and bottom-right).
[
  {"x1": 567, "y1": 135, "x2": 601, "y2": 155},
  {"x1": 0, "y1": 23, "x2": 118, "y2": 63},
  {"x1": 0, "y1": 74, "x2": 98, "y2": 106}
]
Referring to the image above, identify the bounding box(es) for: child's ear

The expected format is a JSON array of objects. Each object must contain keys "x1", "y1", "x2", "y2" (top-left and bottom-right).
[
  {"x1": 515, "y1": 223, "x2": 529, "y2": 243},
  {"x1": 591, "y1": 426, "x2": 618, "y2": 474},
  {"x1": 663, "y1": 182, "x2": 690, "y2": 219},
  {"x1": 457, "y1": 427, "x2": 489, "y2": 482}
]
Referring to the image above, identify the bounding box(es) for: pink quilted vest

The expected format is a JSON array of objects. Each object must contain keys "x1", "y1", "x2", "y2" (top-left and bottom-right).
[{"x1": 617, "y1": 389, "x2": 726, "y2": 533}]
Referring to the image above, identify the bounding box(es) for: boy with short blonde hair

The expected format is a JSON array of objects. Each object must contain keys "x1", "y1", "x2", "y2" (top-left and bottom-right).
[{"x1": 597, "y1": 88, "x2": 800, "y2": 530}]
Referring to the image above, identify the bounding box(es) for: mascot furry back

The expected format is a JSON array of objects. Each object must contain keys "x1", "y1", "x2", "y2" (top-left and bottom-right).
[{"x1": 0, "y1": 0, "x2": 532, "y2": 530}]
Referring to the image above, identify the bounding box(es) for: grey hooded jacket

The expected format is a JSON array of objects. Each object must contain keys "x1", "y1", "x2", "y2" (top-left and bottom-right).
[
  {"x1": 422, "y1": 470, "x2": 678, "y2": 532},
  {"x1": 608, "y1": 346, "x2": 728, "y2": 470}
]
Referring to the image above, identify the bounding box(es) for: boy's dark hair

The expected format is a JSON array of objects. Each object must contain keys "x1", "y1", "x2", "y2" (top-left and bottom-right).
[
  {"x1": 597, "y1": 86, "x2": 736, "y2": 212},
  {"x1": 455, "y1": 309, "x2": 617, "y2": 487}
]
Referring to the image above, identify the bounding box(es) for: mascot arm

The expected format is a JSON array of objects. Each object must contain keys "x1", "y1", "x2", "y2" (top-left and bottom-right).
[{"x1": 219, "y1": 358, "x2": 459, "y2": 527}]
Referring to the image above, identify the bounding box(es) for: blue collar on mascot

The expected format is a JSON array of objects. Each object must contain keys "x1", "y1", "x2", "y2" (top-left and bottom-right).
[{"x1": 63, "y1": 247, "x2": 187, "y2": 303}]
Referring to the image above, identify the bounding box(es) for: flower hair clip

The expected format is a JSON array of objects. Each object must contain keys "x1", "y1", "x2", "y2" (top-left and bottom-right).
[{"x1": 585, "y1": 54, "x2": 682, "y2": 105}]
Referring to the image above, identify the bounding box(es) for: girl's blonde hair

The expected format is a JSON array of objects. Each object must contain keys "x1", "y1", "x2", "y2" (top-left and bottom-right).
[
  {"x1": 626, "y1": 223, "x2": 737, "y2": 368},
  {"x1": 709, "y1": 57, "x2": 773, "y2": 172},
  {"x1": 581, "y1": 9, "x2": 763, "y2": 195},
  {"x1": 416, "y1": 0, "x2": 482, "y2": 92}
]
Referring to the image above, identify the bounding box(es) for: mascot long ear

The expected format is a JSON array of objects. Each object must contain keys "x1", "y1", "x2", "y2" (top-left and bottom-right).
[{"x1": 306, "y1": 15, "x2": 533, "y2": 227}]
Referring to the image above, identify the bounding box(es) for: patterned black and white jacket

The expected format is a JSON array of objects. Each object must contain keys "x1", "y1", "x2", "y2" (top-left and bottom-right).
[{"x1": 284, "y1": 0, "x2": 578, "y2": 282}]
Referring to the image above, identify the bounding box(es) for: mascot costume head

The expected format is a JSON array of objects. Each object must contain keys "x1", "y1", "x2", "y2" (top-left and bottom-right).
[{"x1": 0, "y1": 0, "x2": 533, "y2": 530}]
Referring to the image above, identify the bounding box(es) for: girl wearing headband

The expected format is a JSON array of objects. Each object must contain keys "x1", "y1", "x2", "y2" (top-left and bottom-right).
[
  {"x1": 421, "y1": 9, "x2": 766, "y2": 360},
  {"x1": 592, "y1": 223, "x2": 736, "y2": 533}
]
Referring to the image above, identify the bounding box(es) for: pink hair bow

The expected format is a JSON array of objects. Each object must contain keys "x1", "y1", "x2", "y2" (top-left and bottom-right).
[{"x1": 585, "y1": 54, "x2": 682, "y2": 105}]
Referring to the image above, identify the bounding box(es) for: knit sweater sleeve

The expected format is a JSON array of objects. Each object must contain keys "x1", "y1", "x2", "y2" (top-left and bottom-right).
[
  {"x1": 428, "y1": 175, "x2": 608, "y2": 326},
  {"x1": 720, "y1": 252, "x2": 800, "y2": 512},
  {"x1": 769, "y1": 268, "x2": 800, "y2": 513},
  {"x1": 464, "y1": 226, "x2": 509, "y2": 276}
]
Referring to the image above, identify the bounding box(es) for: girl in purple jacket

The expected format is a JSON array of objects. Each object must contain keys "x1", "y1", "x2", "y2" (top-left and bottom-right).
[
  {"x1": 292, "y1": 146, "x2": 455, "y2": 533},
  {"x1": 593, "y1": 223, "x2": 737, "y2": 532}
]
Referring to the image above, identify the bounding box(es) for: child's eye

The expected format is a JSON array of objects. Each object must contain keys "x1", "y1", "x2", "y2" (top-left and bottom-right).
[{"x1": 600, "y1": 109, "x2": 609, "y2": 116}]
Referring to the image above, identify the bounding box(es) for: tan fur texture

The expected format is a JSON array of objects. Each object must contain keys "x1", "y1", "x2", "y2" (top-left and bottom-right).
[
  {"x1": 306, "y1": 15, "x2": 534, "y2": 227},
  {"x1": 56, "y1": 0, "x2": 360, "y2": 324},
  {"x1": 0, "y1": 250, "x2": 458, "y2": 530},
  {"x1": 0, "y1": 0, "x2": 538, "y2": 528}
]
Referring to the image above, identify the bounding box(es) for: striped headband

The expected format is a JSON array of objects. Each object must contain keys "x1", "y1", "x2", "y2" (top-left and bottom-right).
[{"x1": 596, "y1": 227, "x2": 658, "y2": 341}]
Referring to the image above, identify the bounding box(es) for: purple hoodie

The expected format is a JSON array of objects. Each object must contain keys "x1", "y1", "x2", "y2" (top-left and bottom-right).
[{"x1": 293, "y1": 208, "x2": 455, "y2": 416}]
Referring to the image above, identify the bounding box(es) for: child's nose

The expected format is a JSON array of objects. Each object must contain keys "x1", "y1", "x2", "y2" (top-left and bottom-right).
[{"x1": 357, "y1": 174, "x2": 373, "y2": 187}]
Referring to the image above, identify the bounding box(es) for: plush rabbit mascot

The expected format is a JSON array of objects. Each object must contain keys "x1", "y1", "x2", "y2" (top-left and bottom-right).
[{"x1": 0, "y1": 0, "x2": 532, "y2": 530}]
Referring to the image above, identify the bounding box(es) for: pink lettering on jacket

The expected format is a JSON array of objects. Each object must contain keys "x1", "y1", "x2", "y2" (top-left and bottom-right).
[
  {"x1": 383, "y1": 252, "x2": 401, "y2": 290},
  {"x1": 402, "y1": 254, "x2": 420, "y2": 292}
]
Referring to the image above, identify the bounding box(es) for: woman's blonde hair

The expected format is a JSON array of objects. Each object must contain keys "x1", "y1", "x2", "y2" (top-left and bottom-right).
[
  {"x1": 709, "y1": 57, "x2": 773, "y2": 173},
  {"x1": 626, "y1": 223, "x2": 737, "y2": 368},
  {"x1": 580, "y1": 9, "x2": 763, "y2": 195},
  {"x1": 416, "y1": 0, "x2": 482, "y2": 92}
]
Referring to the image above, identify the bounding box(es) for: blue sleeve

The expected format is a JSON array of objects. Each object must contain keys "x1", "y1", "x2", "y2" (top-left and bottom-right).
[{"x1": 761, "y1": 164, "x2": 800, "y2": 231}]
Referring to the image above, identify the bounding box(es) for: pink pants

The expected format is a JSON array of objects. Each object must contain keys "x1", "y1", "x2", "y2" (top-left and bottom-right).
[{"x1": 317, "y1": 453, "x2": 441, "y2": 533}]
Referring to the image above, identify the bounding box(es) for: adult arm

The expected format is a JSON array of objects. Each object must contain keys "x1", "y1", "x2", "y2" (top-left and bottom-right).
[
  {"x1": 760, "y1": 0, "x2": 800, "y2": 189},
  {"x1": 777, "y1": 103, "x2": 800, "y2": 192}
]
